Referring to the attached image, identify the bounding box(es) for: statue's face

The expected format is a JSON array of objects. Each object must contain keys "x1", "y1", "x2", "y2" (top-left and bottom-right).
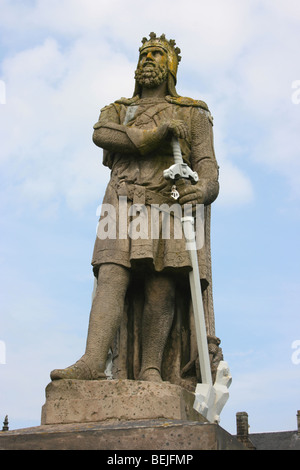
[
  {"x1": 135, "y1": 46, "x2": 168, "y2": 89},
  {"x1": 138, "y1": 46, "x2": 168, "y2": 70}
]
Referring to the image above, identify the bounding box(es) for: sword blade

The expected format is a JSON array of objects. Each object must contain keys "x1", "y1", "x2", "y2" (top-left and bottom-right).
[
  {"x1": 181, "y1": 216, "x2": 212, "y2": 386},
  {"x1": 164, "y1": 136, "x2": 212, "y2": 386}
]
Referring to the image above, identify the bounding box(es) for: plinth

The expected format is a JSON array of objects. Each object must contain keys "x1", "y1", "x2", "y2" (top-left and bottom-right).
[
  {"x1": 0, "y1": 380, "x2": 247, "y2": 450},
  {"x1": 0, "y1": 419, "x2": 246, "y2": 450},
  {"x1": 41, "y1": 379, "x2": 204, "y2": 425}
]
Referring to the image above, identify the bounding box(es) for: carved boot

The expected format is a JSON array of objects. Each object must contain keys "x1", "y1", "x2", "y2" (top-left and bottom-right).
[
  {"x1": 138, "y1": 366, "x2": 163, "y2": 383},
  {"x1": 50, "y1": 356, "x2": 106, "y2": 381}
]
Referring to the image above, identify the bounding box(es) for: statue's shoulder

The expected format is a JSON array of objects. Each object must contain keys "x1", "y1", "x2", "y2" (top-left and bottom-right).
[
  {"x1": 110, "y1": 95, "x2": 209, "y2": 110},
  {"x1": 99, "y1": 96, "x2": 139, "y2": 113},
  {"x1": 165, "y1": 95, "x2": 209, "y2": 111},
  {"x1": 114, "y1": 96, "x2": 140, "y2": 106},
  {"x1": 166, "y1": 95, "x2": 213, "y2": 124}
]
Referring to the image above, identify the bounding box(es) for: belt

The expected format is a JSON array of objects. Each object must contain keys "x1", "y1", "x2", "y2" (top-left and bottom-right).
[{"x1": 115, "y1": 181, "x2": 174, "y2": 206}]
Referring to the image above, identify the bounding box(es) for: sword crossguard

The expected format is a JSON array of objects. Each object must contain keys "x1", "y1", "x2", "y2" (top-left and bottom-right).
[
  {"x1": 163, "y1": 163, "x2": 199, "y2": 183},
  {"x1": 164, "y1": 137, "x2": 198, "y2": 184}
]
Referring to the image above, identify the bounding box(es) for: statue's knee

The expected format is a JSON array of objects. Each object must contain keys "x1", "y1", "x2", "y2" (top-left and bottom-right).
[{"x1": 97, "y1": 264, "x2": 130, "y2": 297}]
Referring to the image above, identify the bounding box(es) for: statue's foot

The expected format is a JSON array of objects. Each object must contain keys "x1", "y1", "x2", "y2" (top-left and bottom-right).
[
  {"x1": 139, "y1": 367, "x2": 163, "y2": 383},
  {"x1": 50, "y1": 357, "x2": 106, "y2": 381}
]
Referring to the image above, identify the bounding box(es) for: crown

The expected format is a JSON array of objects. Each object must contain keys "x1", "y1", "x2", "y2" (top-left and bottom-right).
[
  {"x1": 139, "y1": 32, "x2": 182, "y2": 63},
  {"x1": 138, "y1": 33, "x2": 181, "y2": 83}
]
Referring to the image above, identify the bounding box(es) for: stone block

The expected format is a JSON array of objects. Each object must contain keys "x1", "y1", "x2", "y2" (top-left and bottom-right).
[
  {"x1": 0, "y1": 420, "x2": 247, "y2": 450},
  {"x1": 0, "y1": 379, "x2": 248, "y2": 450},
  {"x1": 41, "y1": 379, "x2": 206, "y2": 425}
]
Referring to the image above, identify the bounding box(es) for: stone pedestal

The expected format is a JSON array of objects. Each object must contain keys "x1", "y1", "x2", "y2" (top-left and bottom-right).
[
  {"x1": 41, "y1": 379, "x2": 205, "y2": 425},
  {"x1": 0, "y1": 379, "x2": 247, "y2": 450},
  {"x1": 0, "y1": 419, "x2": 246, "y2": 450}
]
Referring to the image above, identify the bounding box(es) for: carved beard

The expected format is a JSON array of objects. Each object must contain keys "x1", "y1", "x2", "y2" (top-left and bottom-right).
[{"x1": 134, "y1": 62, "x2": 168, "y2": 88}]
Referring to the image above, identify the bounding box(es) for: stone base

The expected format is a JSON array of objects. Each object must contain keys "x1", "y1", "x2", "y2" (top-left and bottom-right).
[
  {"x1": 0, "y1": 379, "x2": 247, "y2": 450},
  {"x1": 0, "y1": 419, "x2": 246, "y2": 450},
  {"x1": 41, "y1": 379, "x2": 205, "y2": 425}
]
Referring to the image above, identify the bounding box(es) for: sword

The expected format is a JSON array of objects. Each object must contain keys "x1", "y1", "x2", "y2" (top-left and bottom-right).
[
  {"x1": 163, "y1": 137, "x2": 231, "y2": 423},
  {"x1": 164, "y1": 137, "x2": 212, "y2": 386}
]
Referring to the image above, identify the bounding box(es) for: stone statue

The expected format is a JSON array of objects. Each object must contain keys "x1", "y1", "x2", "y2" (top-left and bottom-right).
[{"x1": 51, "y1": 33, "x2": 223, "y2": 390}]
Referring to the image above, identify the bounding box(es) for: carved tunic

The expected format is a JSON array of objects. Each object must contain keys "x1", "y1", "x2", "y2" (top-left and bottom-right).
[{"x1": 91, "y1": 96, "x2": 219, "y2": 278}]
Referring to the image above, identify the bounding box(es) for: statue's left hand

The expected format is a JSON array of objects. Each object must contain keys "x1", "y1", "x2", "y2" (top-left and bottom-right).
[{"x1": 178, "y1": 182, "x2": 204, "y2": 206}]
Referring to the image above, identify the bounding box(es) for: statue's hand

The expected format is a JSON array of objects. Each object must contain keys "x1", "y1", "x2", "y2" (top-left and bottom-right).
[
  {"x1": 178, "y1": 182, "x2": 204, "y2": 206},
  {"x1": 167, "y1": 119, "x2": 189, "y2": 139}
]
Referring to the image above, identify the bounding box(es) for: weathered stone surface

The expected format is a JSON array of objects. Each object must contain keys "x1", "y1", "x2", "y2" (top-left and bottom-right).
[
  {"x1": 41, "y1": 379, "x2": 206, "y2": 425},
  {"x1": 0, "y1": 419, "x2": 246, "y2": 450}
]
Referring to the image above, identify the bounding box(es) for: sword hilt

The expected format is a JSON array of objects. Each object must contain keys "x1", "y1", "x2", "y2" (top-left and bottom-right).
[
  {"x1": 172, "y1": 137, "x2": 183, "y2": 164},
  {"x1": 163, "y1": 137, "x2": 198, "y2": 199}
]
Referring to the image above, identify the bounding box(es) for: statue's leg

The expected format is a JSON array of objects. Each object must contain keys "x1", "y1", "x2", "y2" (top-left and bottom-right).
[
  {"x1": 50, "y1": 263, "x2": 130, "y2": 380},
  {"x1": 138, "y1": 272, "x2": 175, "y2": 382}
]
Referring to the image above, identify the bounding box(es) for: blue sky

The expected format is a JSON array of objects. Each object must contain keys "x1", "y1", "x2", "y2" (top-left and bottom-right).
[{"x1": 0, "y1": 0, "x2": 300, "y2": 435}]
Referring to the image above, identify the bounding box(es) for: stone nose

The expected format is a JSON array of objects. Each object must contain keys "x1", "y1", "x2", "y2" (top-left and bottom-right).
[{"x1": 145, "y1": 51, "x2": 155, "y2": 61}]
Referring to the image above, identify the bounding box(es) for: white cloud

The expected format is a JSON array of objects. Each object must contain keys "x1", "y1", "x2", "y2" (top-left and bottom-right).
[
  {"x1": 0, "y1": 0, "x2": 298, "y2": 218},
  {"x1": 217, "y1": 161, "x2": 254, "y2": 206},
  {"x1": 0, "y1": 34, "x2": 135, "y2": 212},
  {"x1": 0, "y1": 1, "x2": 258, "y2": 214},
  {"x1": 264, "y1": 0, "x2": 300, "y2": 22}
]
